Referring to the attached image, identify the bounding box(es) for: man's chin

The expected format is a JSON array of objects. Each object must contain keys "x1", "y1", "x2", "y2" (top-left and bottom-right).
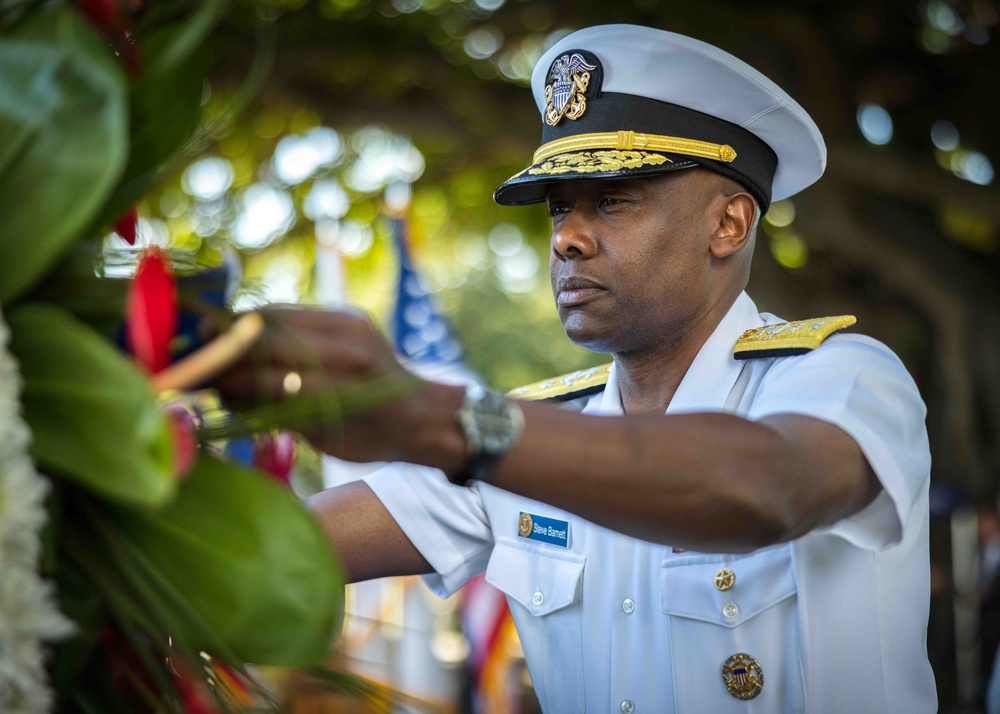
[{"x1": 561, "y1": 319, "x2": 619, "y2": 354}]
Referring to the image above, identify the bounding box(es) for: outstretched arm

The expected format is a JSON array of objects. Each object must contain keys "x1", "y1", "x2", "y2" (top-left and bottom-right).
[
  {"x1": 492, "y1": 405, "x2": 879, "y2": 552},
  {"x1": 217, "y1": 308, "x2": 880, "y2": 557},
  {"x1": 308, "y1": 480, "x2": 433, "y2": 583}
]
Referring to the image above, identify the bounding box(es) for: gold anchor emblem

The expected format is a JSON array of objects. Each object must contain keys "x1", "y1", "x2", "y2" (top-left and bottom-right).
[{"x1": 518, "y1": 513, "x2": 534, "y2": 538}]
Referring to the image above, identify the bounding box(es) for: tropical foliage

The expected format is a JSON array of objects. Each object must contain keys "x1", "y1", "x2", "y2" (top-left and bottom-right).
[{"x1": 0, "y1": 2, "x2": 355, "y2": 710}]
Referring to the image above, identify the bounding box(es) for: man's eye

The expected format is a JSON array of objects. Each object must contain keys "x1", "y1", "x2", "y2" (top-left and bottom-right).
[
  {"x1": 548, "y1": 204, "x2": 569, "y2": 217},
  {"x1": 599, "y1": 197, "x2": 624, "y2": 207}
]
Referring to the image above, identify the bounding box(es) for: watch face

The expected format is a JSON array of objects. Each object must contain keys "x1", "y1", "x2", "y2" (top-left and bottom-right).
[
  {"x1": 482, "y1": 431, "x2": 507, "y2": 452},
  {"x1": 475, "y1": 395, "x2": 519, "y2": 454},
  {"x1": 453, "y1": 386, "x2": 524, "y2": 484}
]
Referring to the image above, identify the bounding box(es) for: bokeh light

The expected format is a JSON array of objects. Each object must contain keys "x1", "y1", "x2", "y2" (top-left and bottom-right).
[
  {"x1": 182, "y1": 156, "x2": 234, "y2": 201},
  {"x1": 346, "y1": 128, "x2": 425, "y2": 192},
  {"x1": 272, "y1": 127, "x2": 343, "y2": 185},
  {"x1": 463, "y1": 26, "x2": 503, "y2": 59},
  {"x1": 764, "y1": 199, "x2": 796, "y2": 228},
  {"x1": 857, "y1": 103, "x2": 893, "y2": 145},
  {"x1": 931, "y1": 120, "x2": 960, "y2": 151},
  {"x1": 769, "y1": 231, "x2": 809, "y2": 269},
  {"x1": 232, "y1": 184, "x2": 296, "y2": 248},
  {"x1": 304, "y1": 180, "x2": 350, "y2": 221}
]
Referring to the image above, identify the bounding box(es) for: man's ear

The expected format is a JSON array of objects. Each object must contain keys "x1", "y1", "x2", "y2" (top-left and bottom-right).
[{"x1": 710, "y1": 193, "x2": 756, "y2": 259}]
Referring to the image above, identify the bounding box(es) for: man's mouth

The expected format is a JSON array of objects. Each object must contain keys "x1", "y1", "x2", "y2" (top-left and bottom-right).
[{"x1": 556, "y1": 277, "x2": 606, "y2": 307}]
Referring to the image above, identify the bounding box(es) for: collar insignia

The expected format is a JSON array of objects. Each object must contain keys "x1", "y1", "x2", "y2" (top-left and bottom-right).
[{"x1": 544, "y1": 50, "x2": 601, "y2": 126}]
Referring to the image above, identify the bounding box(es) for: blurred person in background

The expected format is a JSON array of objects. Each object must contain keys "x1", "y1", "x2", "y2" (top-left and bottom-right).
[
  {"x1": 979, "y1": 501, "x2": 1000, "y2": 707},
  {"x1": 218, "y1": 25, "x2": 934, "y2": 713}
]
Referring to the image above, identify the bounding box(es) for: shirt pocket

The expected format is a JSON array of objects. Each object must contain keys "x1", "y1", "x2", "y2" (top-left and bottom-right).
[
  {"x1": 486, "y1": 538, "x2": 586, "y2": 714},
  {"x1": 661, "y1": 546, "x2": 805, "y2": 713}
]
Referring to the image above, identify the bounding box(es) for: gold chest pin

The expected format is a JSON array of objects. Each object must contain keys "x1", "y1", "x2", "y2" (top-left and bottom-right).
[
  {"x1": 722, "y1": 653, "x2": 764, "y2": 700},
  {"x1": 714, "y1": 568, "x2": 735, "y2": 591},
  {"x1": 518, "y1": 513, "x2": 534, "y2": 538}
]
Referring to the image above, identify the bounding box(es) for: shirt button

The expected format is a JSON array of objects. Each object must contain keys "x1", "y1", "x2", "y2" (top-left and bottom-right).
[
  {"x1": 723, "y1": 602, "x2": 740, "y2": 619},
  {"x1": 622, "y1": 598, "x2": 635, "y2": 614},
  {"x1": 532, "y1": 591, "x2": 544, "y2": 606},
  {"x1": 620, "y1": 698, "x2": 635, "y2": 713}
]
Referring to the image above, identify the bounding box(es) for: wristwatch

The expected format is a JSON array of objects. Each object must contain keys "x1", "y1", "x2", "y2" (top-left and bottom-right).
[{"x1": 446, "y1": 383, "x2": 525, "y2": 486}]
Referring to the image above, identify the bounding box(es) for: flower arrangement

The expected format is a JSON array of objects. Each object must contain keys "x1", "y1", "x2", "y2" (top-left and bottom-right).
[
  {"x1": 0, "y1": 310, "x2": 75, "y2": 711},
  {"x1": 0, "y1": 2, "x2": 414, "y2": 711}
]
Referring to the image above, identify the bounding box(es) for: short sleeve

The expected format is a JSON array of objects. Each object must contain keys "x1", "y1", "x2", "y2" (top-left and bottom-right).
[
  {"x1": 363, "y1": 463, "x2": 494, "y2": 597},
  {"x1": 745, "y1": 334, "x2": 931, "y2": 551}
]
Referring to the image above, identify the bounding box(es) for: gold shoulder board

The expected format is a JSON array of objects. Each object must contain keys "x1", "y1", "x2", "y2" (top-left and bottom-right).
[
  {"x1": 734, "y1": 315, "x2": 857, "y2": 360},
  {"x1": 507, "y1": 363, "x2": 612, "y2": 401}
]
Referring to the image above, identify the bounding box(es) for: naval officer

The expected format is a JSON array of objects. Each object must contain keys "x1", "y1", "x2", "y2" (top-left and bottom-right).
[{"x1": 218, "y1": 24, "x2": 934, "y2": 713}]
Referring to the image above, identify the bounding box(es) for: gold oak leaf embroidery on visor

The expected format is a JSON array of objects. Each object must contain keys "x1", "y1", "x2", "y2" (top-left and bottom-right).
[{"x1": 528, "y1": 150, "x2": 672, "y2": 175}]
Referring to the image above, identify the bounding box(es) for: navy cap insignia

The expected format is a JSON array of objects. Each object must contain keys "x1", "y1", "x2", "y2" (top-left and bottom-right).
[
  {"x1": 722, "y1": 653, "x2": 764, "y2": 700},
  {"x1": 544, "y1": 51, "x2": 600, "y2": 126}
]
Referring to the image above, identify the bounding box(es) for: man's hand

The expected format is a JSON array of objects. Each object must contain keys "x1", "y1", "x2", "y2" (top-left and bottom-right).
[
  {"x1": 214, "y1": 307, "x2": 467, "y2": 469},
  {"x1": 211, "y1": 308, "x2": 882, "y2": 555}
]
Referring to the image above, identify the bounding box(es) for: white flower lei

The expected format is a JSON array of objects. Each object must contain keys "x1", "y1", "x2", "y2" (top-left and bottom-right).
[{"x1": 0, "y1": 309, "x2": 74, "y2": 712}]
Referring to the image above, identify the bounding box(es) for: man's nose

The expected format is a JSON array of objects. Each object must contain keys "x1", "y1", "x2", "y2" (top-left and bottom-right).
[{"x1": 552, "y1": 210, "x2": 598, "y2": 260}]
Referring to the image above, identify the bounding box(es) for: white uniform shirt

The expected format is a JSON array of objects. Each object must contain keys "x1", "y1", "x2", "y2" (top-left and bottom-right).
[{"x1": 364, "y1": 292, "x2": 935, "y2": 713}]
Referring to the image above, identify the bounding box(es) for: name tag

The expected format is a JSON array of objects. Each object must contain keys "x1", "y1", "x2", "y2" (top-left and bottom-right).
[{"x1": 517, "y1": 512, "x2": 570, "y2": 548}]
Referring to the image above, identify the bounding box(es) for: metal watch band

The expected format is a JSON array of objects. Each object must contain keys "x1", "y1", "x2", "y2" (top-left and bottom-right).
[{"x1": 446, "y1": 383, "x2": 524, "y2": 487}]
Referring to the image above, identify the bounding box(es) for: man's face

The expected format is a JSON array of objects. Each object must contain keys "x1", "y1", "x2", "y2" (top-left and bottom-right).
[{"x1": 547, "y1": 170, "x2": 723, "y2": 354}]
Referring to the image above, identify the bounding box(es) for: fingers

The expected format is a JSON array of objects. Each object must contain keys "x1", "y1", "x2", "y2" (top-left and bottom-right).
[
  {"x1": 243, "y1": 328, "x2": 376, "y2": 377},
  {"x1": 222, "y1": 308, "x2": 381, "y2": 371},
  {"x1": 215, "y1": 364, "x2": 321, "y2": 403},
  {"x1": 260, "y1": 305, "x2": 379, "y2": 338}
]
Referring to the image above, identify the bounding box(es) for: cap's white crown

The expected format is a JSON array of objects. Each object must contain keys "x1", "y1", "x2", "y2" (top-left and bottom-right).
[{"x1": 531, "y1": 25, "x2": 826, "y2": 202}]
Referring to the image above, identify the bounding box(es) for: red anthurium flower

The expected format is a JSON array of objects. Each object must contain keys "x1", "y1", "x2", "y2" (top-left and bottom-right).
[
  {"x1": 113, "y1": 205, "x2": 138, "y2": 245},
  {"x1": 76, "y1": 0, "x2": 120, "y2": 30},
  {"x1": 173, "y1": 667, "x2": 219, "y2": 714},
  {"x1": 126, "y1": 247, "x2": 177, "y2": 374},
  {"x1": 210, "y1": 661, "x2": 253, "y2": 708},
  {"x1": 254, "y1": 431, "x2": 296, "y2": 486},
  {"x1": 163, "y1": 402, "x2": 198, "y2": 478},
  {"x1": 102, "y1": 626, "x2": 162, "y2": 705}
]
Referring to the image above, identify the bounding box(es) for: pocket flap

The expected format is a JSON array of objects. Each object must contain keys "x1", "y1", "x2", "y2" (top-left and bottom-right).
[
  {"x1": 661, "y1": 546, "x2": 795, "y2": 627},
  {"x1": 486, "y1": 538, "x2": 585, "y2": 616}
]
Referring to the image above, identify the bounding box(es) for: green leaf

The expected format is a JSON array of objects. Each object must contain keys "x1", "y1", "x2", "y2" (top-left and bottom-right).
[
  {"x1": 144, "y1": 0, "x2": 227, "y2": 79},
  {"x1": 0, "y1": 6, "x2": 128, "y2": 304},
  {"x1": 95, "y1": 19, "x2": 210, "y2": 229},
  {"x1": 115, "y1": 455, "x2": 344, "y2": 666},
  {"x1": 7, "y1": 303, "x2": 175, "y2": 506}
]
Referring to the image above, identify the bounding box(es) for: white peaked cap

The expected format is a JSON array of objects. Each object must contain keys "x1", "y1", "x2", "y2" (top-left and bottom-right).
[{"x1": 495, "y1": 24, "x2": 826, "y2": 209}]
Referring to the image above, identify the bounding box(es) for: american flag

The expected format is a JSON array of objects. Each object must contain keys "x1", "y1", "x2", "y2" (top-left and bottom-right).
[
  {"x1": 387, "y1": 214, "x2": 515, "y2": 712},
  {"x1": 388, "y1": 216, "x2": 464, "y2": 368}
]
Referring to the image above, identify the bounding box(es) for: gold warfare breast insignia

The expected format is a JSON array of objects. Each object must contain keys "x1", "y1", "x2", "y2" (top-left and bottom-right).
[
  {"x1": 722, "y1": 653, "x2": 764, "y2": 700},
  {"x1": 518, "y1": 513, "x2": 534, "y2": 538},
  {"x1": 544, "y1": 51, "x2": 601, "y2": 126}
]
